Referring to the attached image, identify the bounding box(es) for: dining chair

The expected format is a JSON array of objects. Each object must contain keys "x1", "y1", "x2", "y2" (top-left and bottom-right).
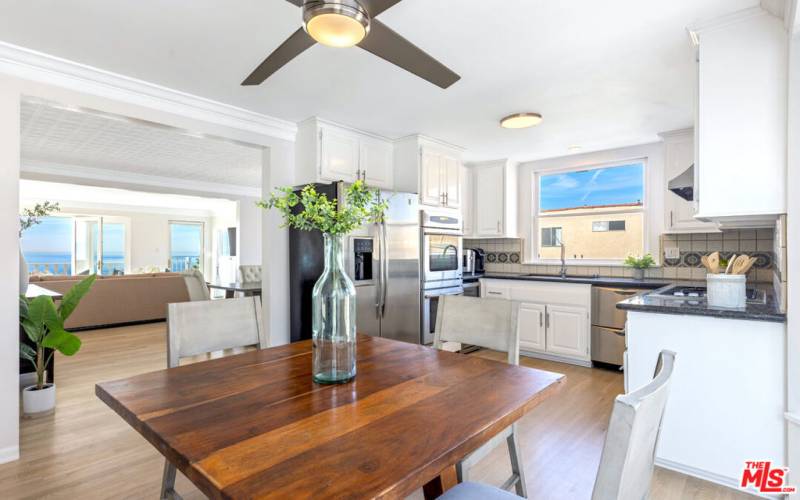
[
  {"x1": 181, "y1": 269, "x2": 210, "y2": 301},
  {"x1": 160, "y1": 296, "x2": 267, "y2": 499},
  {"x1": 439, "y1": 350, "x2": 677, "y2": 500},
  {"x1": 432, "y1": 295, "x2": 526, "y2": 497},
  {"x1": 238, "y1": 264, "x2": 262, "y2": 282}
]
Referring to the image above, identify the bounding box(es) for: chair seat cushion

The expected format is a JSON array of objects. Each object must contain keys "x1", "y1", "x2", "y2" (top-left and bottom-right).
[{"x1": 439, "y1": 482, "x2": 520, "y2": 500}]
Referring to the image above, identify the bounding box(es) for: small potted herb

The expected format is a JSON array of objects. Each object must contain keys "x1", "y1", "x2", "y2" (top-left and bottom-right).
[
  {"x1": 624, "y1": 254, "x2": 655, "y2": 280},
  {"x1": 19, "y1": 274, "x2": 95, "y2": 417}
]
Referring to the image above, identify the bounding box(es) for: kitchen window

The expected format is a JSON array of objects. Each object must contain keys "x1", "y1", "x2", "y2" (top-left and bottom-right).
[{"x1": 534, "y1": 161, "x2": 645, "y2": 262}]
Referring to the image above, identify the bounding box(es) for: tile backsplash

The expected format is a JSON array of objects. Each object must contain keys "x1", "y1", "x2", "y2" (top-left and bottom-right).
[{"x1": 465, "y1": 230, "x2": 775, "y2": 283}]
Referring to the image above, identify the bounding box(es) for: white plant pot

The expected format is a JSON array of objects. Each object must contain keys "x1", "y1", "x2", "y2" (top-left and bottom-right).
[
  {"x1": 22, "y1": 383, "x2": 56, "y2": 417},
  {"x1": 19, "y1": 250, "x2": 29, "y2": 294},
  {"x1": 632, "y1": 268, "x2": 645, "y2": 280}
]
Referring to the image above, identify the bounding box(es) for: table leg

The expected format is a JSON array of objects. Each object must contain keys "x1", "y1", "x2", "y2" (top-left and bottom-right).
[{"x1": 423, "y1": 464, "x2": 458, "y2": 499}]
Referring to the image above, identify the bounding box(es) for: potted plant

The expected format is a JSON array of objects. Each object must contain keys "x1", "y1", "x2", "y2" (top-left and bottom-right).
[
  {"x1": 19, "y1": 201, "x2": 61, "y2": 293},
  {"x1": 19, "y1": 274, "x2": 96, "y2": 417},
  {"x1": 259, "y1": 181, "x2": 386, "y2": 384},
  {"x1": 624, "y1": 254, "x2": 655, "y2": 280}
]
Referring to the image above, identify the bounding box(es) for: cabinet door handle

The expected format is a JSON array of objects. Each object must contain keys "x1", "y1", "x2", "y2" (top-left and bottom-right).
[
  {"x1": 362, "y1": 169, "x2": 366, "y2": 181},
  {"x1": 487, "y1": 291, "x2": 503, "y2": 296},
  {"x1": 670, "y1": 210, "x2": 674, "y2": 227},
  {"x1": 496, "y1": 220, "x2": 501, "y2": 233},
  {"x1": 445, "y1": 192, "x2": 448, "y2": 205},
  {"x1": 539, "y1": 311, "x2": 543, "y2": 327},
  {"x1": 545, "y1": 311, "x2": 550, "y2": 329}
]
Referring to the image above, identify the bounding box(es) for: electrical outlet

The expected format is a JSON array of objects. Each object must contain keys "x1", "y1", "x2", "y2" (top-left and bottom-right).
[{"x1": 664, "y1": 247, "x2": 680, "y2": 259}]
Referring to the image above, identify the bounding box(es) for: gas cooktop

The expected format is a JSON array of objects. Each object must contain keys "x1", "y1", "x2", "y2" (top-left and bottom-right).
[{"x1": 652, "y1": 285, "x2": 765, "y2": 303}]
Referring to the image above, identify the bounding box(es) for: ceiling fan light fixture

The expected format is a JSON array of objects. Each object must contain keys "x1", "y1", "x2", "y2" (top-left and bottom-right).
[
  {"x1": 500, "y1": 112, "x2": 543, "y2": 129},
  {"x1": 303, "y1": 0, "x2": 370, "y2": 48}
]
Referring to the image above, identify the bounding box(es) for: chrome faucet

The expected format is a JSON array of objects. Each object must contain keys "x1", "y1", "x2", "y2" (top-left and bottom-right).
[{"x1": 559, "y1": 242, "x2": 567, "y2": 278}]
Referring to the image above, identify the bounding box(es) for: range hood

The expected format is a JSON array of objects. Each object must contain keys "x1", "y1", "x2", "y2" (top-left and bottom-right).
[{"x1": 668, "y1": 164, "x2": 694, "y2": 201}]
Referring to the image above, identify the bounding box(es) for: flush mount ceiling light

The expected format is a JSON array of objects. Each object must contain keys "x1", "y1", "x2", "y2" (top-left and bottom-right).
[
  {"x1": 500, "y1": 113, "x2": 543, "y2": 129},
  {"x1": 303, "y1": 0, "x2": 370, "y2": 48}
]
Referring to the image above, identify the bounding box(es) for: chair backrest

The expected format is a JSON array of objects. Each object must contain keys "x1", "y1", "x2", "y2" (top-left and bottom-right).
[
  {"x1": 433, "y1": 295, "x2": 519, "y2": 365},
  {"x1": 239, "y1": 265, "x2": 262, "y2": 282},
  {"x1": 166, "y1": 296, "x2": 267, "y2": 368},
  {"x1": 591, "y1": 350, "x2": 677, "y2": 500},
  {"x1": 182, "y1": 269, "x2": 210, "y2": 301}
]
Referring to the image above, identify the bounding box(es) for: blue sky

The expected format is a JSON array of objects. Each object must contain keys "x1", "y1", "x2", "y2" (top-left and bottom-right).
[
  {"x1": 170, "y1": 224, "x2": 202, "y2": 256},
  {"x1": 539, "y1": 163, "x2": 644, "y2": 211},
  {"x1": 20, "y1": 217, "x2": 72, "y2": 254}
]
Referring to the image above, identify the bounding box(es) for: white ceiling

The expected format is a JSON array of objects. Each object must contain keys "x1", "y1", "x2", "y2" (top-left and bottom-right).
[
  {"x1": 21, "y1": 100, "x2": 263, "y2": 187},
  {"x1": 2, "y1": 0, "x2": 758, "y2": 162}
]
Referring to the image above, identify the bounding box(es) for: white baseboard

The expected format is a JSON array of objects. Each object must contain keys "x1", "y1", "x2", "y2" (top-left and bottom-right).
[
  {"x1": 655, "y1": 457, "x2": 774, "y2": 499},
  {"x1": 0, "y1": 445, "x2": 19, "y2": 464},
  {"x1": 520, "y1": 350, "x2": 592, "y2": 367}
]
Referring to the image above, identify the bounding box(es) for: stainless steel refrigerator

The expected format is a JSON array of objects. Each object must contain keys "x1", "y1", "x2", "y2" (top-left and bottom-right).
[{"x1": 288, "y1": 182, "x2": 421, "y2": 344}]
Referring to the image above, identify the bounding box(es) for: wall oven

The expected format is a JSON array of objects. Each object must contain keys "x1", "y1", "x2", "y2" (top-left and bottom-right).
[{"x1": 420, "y1": 211, "x2": 463, "y2": 285}]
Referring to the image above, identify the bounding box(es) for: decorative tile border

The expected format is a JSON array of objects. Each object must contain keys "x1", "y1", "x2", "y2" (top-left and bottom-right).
[{"x1": 661, "y1": 251, "x2": 773, "y2": 269}]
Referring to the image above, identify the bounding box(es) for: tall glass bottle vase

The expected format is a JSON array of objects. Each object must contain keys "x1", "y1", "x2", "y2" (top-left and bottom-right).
[{"x1": 312, "y1": 233, "x2": 357, "y2": 384}]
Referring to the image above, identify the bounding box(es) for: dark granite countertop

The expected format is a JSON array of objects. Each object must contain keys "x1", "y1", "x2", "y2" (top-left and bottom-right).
[
  {"x1": 616, "y1": 283, "x2": 786, "y2": 323},
  {"x1": 475, "y1": 273, "x2": 671, "y2": 289}
]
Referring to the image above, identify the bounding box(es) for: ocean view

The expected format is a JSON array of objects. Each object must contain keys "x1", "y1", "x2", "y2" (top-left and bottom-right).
[{"x1": 24, "y1": 252, "x2": 200, "y2": 275}]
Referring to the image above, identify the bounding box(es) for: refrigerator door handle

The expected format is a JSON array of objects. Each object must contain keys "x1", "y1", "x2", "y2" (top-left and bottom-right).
[{"x1": 380, "y1": 221, "x2": 388, "y2": 316}]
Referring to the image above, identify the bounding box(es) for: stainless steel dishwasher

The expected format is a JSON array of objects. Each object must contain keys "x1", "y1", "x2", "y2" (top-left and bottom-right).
[{"x1": 590, "y1": 287, "x2": 643, "y2": 366}]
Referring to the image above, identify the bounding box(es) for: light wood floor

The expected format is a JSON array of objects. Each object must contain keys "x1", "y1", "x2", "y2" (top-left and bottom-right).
[{"x1": 0, "y1": 323, "x2": 754, "y2": 500}]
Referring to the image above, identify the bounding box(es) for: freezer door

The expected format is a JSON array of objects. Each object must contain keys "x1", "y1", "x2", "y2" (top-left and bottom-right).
[
  {"x1": 379, "y1": 192, "x2": 421, "y2": 344},
  {"x1": 591, "y1": 287, "x2": 641, "y2": 329}
]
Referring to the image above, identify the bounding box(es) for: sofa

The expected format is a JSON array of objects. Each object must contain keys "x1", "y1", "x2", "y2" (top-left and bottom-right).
[{"x1": 28, "y1": 273, "x2": 191, "y2": 330}]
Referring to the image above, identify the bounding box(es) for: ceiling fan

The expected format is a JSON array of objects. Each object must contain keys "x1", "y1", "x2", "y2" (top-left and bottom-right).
[{"x1": 241, "y1": 0, "x2": 460, "y2": 89}]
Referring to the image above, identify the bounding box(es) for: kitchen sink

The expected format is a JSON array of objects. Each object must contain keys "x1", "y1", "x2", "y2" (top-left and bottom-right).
[{"x1": 522, "y1": 273, "x2": 592, "y2": 280}]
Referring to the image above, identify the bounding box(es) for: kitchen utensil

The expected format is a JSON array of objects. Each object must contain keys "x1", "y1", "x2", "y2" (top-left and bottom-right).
[
  {"x1": 731, "y1": 254, "x2": 750, "y2": 275},
  {"x1": 706, "y1": 252, "x2": 720, "y2": 274},
  {"x1": 738, "y1": 256, "x2": 758, "y2": 275},
  {"x1": 725, "y1": 254, "x2": 737, "y2": 274},
  {"x1": 701, "y1": 255, "x2": 712, "y2": 273}
]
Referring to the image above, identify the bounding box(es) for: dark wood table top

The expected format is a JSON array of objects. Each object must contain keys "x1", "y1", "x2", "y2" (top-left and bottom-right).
[
  {"x1": 96, "y1": 335, "x2": 564, "y2": 499},
  {"x1": 206, "y1": 280, "x2": 262, "y2": 292}
]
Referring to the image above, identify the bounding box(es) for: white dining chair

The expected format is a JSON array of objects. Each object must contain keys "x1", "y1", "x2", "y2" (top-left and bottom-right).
[
  {"x1": 433, "y1": 295, "x2": 527, "y2": 497},
  {"x1": 181, "y1": 269, "x2": 210, "y2": 301},
  {"x1": 238, "y1": 264, "x2": 262, "y2": 283},
  {"x1": 439, "y1": 350, "x2": 677, "y2": 500},
  {"x1": 160, "y1": 296, "x2": 267, "y2": 499}
]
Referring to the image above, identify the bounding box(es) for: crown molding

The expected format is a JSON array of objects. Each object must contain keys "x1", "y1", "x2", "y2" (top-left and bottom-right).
[
  {"x1": 686, "y1": 6, "x2": 770, "y2": 47},
  {"x1": 0, "y1": 41, "x2": 297, "y2": 142},
  {"x1": 21, "y1": 160, "x2": 261, "y2": 199}
]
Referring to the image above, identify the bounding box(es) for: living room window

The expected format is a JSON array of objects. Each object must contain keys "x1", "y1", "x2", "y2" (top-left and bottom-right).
[
  {"x1": 534, "y1": 161, "x2": 645, "y2": 262},
  {"x1": 169, "y1": 221, "x2": 204, "y2": 272},
  {"x1": 20, "y1": 216, "x2": 74, "y2": 275}
]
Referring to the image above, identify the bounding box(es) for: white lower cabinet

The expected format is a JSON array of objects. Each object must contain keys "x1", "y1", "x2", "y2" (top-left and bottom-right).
[
  {"x1": 481, "y1": 278, "x2": 591, "y2": 365},
  {"x1": 516, "y1": 302, "x2": 546, "y2": 352},
  {"x1": 545, "y1": 304, "x2": 588, "y2": 358}
]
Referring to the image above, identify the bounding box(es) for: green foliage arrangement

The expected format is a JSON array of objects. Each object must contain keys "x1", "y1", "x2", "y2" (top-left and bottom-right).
[
  {"x1": 624, "y1": 254, "x2": 656, "y2": 269},
  {"x1": 257, "y1": 181, "x2": 388, "y2": 235},
  {"x1": 19, "y1": 201, "x2": 60, "y2": 236},
  {"x1": 19, "y1": 274, "x2": 96, "y2": 390}
]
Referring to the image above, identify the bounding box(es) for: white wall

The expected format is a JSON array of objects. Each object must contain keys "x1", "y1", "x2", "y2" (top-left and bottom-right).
[
  {"x1": 0, "y1": 78, "x2": 21, "y2": 463},
  {"x1": 237, "y1": 196, "x2": 262, "y2": 266},
  {"x1": 517, "y1": 142, "x2": 666, "y2": 263},
  {"x1": 786, "y1": 25, "x2": 800, "y2": 485}
]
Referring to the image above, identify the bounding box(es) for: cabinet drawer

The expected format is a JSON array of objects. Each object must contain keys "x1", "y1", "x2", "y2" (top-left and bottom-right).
[{"x1": 483, "y1": 286, "x2": 510, "y2": 299}]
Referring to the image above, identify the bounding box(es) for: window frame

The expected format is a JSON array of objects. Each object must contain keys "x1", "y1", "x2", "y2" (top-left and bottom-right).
[{"x1": 530, "y1": 158, "x2": 649, "y2": 266}]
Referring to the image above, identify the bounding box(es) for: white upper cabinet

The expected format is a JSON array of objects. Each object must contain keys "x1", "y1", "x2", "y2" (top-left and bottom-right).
[
  {"x1": 394, "y1": 136, "x2": 464, "y2": 209},
  {"x1": 660, "y1": 129, "x2": 718, "y2": 233},
  {"x1": 462, "y1": 165, "x2": 474, "y2": 236},
  {"x1": 470, "y1": 160, "x2": 517, "y2": 238},
  {"x1": 359, "y1": 137, "x2": 393, "y2": 188},
  {"x1": 295, "y1": 118, "x2": 393, "y2": 189},
  {"x1": 689, "y1": 9, "x2": 787, "y2": 226},
  {"x1": 320, "y1": 126, "x2": 359, "y2": 181}
]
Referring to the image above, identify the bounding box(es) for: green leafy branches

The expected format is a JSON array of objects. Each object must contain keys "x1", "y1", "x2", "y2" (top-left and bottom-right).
[
  {"x1": 624, "y1": 254, "x2": 655, "y2": 269},
  {"x1": 257, "y1": 181, "x2": 388, "y2": 236},
  {"x1": 19, "y1": 201, "x2": 60, "y2": 236},
  {"x1": 19, "y1": 274, "x2": 96, "y2": 390}
]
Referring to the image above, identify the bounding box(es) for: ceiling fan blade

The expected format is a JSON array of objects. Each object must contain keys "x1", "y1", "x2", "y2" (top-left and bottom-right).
[
  {"x1": 283, "y1": 0, "x2": 303, "y2": 6},
  {"x1": 359, "y1": 0, "x2": 403, "y2": 17},
  {"x1": 357, "y1": 20, "x2": 460, "y2": 89},
  {"x1": 241, "y1": 28, "x2": 316, "y2": 86}
]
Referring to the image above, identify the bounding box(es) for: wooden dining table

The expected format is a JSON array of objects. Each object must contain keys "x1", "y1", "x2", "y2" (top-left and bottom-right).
[{"x1": 96, "y1": 334, "x2": 565, "y2": 499}]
